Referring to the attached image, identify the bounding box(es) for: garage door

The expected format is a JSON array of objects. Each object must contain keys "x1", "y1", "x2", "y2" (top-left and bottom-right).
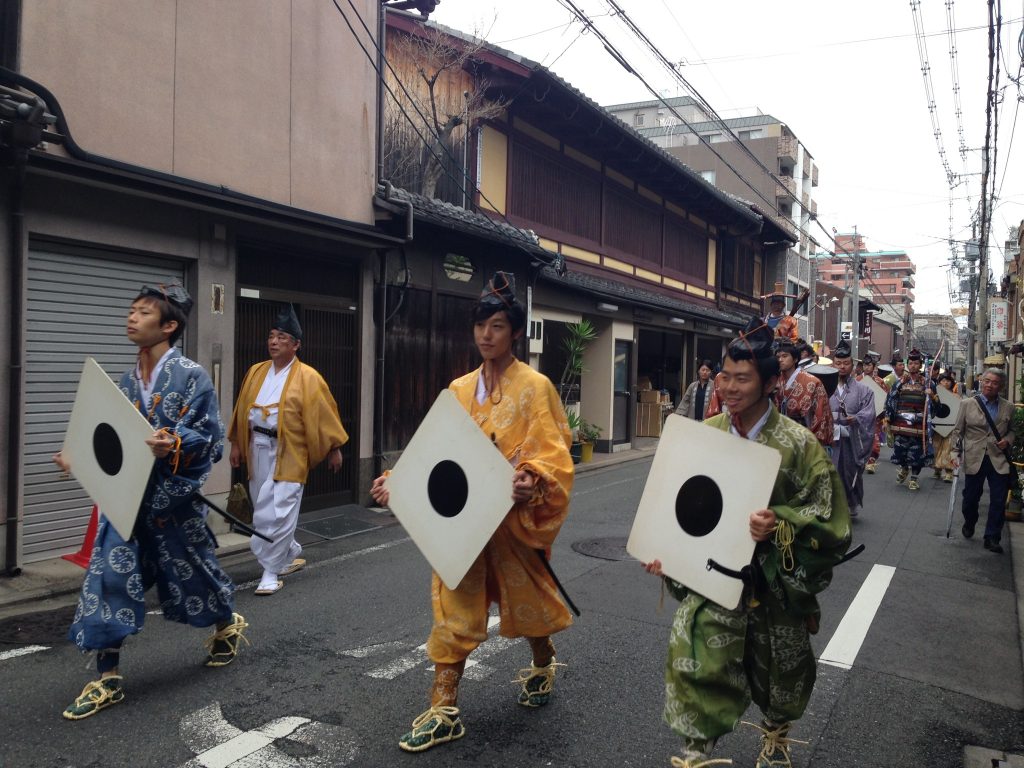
[{"x1": 22, "y1": 247, "x2": 185, "y2": 563}]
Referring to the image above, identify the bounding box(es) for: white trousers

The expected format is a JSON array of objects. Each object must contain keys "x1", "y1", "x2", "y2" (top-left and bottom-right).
[{"x1": 248, "y1": 439, "x2": 304, "y2": 575}]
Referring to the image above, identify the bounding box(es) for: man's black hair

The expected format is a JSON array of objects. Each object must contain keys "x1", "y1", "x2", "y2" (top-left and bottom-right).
[
  {"x1": 134, "y1": 288, "x2": 189, "y2": 346},
  {"x1": 472, "y1": 300, "x2": 526, "y2": 332},
  {"x1": 474, "y1": 271, "x2": 526, "y2": 332},
  {"x1": 725, "y1": 318, "x2": 780, "y2": 384}
]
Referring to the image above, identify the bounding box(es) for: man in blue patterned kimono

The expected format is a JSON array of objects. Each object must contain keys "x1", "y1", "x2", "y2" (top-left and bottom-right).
[{"x1": 54, "y1": 284, "x2": 248, "y2": 720}]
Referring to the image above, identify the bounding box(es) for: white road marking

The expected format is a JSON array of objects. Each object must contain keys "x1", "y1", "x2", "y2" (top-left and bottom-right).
[
  {"x1": 235, "y1": 537, "x2": 411, "y2": 590},
  {"x1": 178, "y1": 702, "x2": 358, "y2": 767},
  {"x1": 819, "y1": 563, "x2": 896, "y2": 669},
  {"x1": 344, "y1": 614, "x2": 512, "y2": 681},
  {"x1": 0, "y1": 645, "x2": 49, "y2": 661},
  {"x1": 572, "y1": 474, "x2": 649, "y2": 497}
]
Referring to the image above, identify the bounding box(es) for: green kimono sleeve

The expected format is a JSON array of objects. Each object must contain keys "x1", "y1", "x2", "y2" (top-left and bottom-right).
[{"x1": 758, "y1": 440, "x2": 851, "y2": 616}]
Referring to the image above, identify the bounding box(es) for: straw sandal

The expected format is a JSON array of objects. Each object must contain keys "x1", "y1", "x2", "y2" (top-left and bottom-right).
[
  {"x1": 204, "y1": 612, "x2": 250, "y2": 667},
  {"x1": 513, "y1": 658, "x2": 564, "y2": 707},
  {"x1": 62, "y1": 676, "x2": 124, "y2": 720},
  {"x1": 398, "y1": 706, "x2": 465, "y2": 752}
]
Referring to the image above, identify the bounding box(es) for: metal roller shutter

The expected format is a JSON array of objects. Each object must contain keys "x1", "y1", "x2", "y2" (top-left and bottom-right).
[{"x1": 22, "y1": 248, "x2": 185, "y2": 563}]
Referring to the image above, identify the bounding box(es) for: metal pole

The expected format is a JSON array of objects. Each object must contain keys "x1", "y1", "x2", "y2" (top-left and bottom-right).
[{"x1": 851, "y1": 225, "x2": 860, "y2": 362}]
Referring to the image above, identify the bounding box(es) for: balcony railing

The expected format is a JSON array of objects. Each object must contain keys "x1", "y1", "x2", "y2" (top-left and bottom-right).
[
  {"x1": 778, "y1": 136, "x2": 797, "y2": 164},
  {"x1": 776, "y1": 175, "x2": 797, "y2": 201}
]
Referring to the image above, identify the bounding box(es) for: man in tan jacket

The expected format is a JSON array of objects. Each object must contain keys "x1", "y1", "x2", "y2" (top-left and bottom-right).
[{"x1": 951, "y1": 368, "x2": 1016, "y2": 554}]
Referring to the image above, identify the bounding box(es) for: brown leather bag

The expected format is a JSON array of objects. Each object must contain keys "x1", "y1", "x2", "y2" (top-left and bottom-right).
[{"x1": 226, "y1": 482, "x2": 253, "y2": 525}]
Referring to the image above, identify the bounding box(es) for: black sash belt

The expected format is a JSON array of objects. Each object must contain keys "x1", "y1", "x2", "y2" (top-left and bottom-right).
[
  {"x1": 536, "y1": 550, "x2": 581, "y2": 617},
  {"x1": 707, "y1": 543, "x2": 865, "y2": 589},
  {"x1": 198, "y1": 493, "x2": 274, "y2": 543},
  {"x1": 252, "y1": 425, "x2": 278, "y2": 438}
]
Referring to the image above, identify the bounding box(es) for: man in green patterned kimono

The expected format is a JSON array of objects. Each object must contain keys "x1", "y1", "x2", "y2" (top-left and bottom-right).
[{"x1": 646, "y1": 319, "x2": 851, "y2": 768}]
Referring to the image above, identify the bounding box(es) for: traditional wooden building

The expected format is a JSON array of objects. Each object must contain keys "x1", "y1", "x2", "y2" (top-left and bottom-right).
[{"x1": 381, "y1": 11, "x2": 794, "y2": 451}]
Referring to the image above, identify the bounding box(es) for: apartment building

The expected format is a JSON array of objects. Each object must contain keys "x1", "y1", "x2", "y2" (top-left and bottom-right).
[
  {"x1": 605, "y1": 97, "x2": 819, "y2": 335},
  {"x1": 815, "y1": 233, "x2": 915, "y2": 343}
]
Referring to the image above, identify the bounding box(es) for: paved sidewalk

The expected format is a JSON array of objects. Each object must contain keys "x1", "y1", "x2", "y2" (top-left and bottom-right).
[{"x1": 0, "y1": 442, "x2": 659, "y2": 618}]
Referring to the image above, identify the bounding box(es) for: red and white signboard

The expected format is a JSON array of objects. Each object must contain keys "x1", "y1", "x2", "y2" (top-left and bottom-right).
[{"x1": 990, "y1": 299, "x2": 1009, "y2": 342}]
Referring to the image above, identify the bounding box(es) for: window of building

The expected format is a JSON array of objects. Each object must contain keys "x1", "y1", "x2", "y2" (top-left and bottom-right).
[
  {"x1": 708, "y1": 133, "x2": 725, "y2": 143},
  {"x1": 699, "y1": 170, "x2": 716, "y2": 184},
  {"x1": 443, "y1": 253, "x2": 474, "y2": 282},
  {"x1": 738, "y1": 129, "x2": 763, "y2": 140},
  {"x1": 634, "y1": 113, "x2": 645, "y2": 127},
  {"x1": 787, "y1": 280, "x2": 802, "y2": 311}
]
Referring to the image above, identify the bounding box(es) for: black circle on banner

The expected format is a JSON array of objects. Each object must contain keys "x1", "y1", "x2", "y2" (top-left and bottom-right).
[
  {"x1": 93, "y1": 423, "x2": 124, "y2": 476},
  {"x1": 427, "y1": 460, "x2": 469, "y2": 518},
  {"x1": 934, "y1": 402, "x2": 951, "y2": 419},
  {"x1": 675, "y1": 475, "x2": 723, "y2": 537}
]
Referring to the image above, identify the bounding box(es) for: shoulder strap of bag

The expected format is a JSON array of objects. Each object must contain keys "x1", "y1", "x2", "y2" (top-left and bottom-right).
[
  {"x1": 974, "y1": 395, "x2": 1014, "y2": 463},
  {"x1": 974, "y1": 395, "x2": 1003, "y2": 440}
]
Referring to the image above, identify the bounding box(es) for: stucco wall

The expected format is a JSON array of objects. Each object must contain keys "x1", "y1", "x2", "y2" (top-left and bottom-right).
[{"x1": 19, "y1": 0, "x2": 377, "y2": 225}]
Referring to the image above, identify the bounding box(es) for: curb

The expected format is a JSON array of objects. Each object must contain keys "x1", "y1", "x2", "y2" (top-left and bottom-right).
[
  {"x1": 574, "y1": 448, "x2": 657, "y2": 475},
  {"x1": 0, "y1": 449, "x2": 660, "y2": 616},
  {"x1": 1012, "y1": 521, "x2": 1024, "y2": 698}
]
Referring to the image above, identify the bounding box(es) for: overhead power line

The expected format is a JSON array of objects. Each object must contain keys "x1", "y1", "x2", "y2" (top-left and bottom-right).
[
  {"x1": 553, "y1": 0, "x2": 839, "y2": 256},
  {"x1": 329, "y1": 0, "x2": 553, "y2": 264}
]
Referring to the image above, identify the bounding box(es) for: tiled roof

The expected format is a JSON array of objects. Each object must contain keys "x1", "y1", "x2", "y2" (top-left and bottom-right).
[
  {"x1": 379, "y1": 183, "x2": 551, "y2": 257},
  {"x1": 540, "y1": 266, "x2": 751, "y2": 328}
]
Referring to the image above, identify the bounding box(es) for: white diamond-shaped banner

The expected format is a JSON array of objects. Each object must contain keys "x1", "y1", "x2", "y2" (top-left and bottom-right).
[
  {"x1": 627, "y1": 414, "x2": 781, "y2": 608},
  {"x1": 63, "y1": 357, "x2": 156, "y2": 541},
  {"x1": 931, "y1": 384, "x2": 961, "y2": 438},
  {"x1": 386, "y1": 389, "x2": 515, "y2": 590}
]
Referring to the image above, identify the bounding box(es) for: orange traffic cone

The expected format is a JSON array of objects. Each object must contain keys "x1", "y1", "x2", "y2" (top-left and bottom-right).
[{"x1": 61, "y1": 505, "x2": 99, "y2": 569}]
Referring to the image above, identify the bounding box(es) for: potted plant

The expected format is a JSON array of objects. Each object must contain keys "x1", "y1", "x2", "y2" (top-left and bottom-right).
[
  {"x1": 578, "y1": 419, "x2": 602, "y2": 463},
  {"x1": 566, "y1": 410, "x2": 583, "y2": 464},
  {"x1": 1008, "y1": 403, "x2": 1024, "y2": 520},
  {"x1": 558, "y1": 320, "x2": 597, "y2": 465},
  {"x1": 558, "y1": 320, "x2": 597, "y2": 406}
]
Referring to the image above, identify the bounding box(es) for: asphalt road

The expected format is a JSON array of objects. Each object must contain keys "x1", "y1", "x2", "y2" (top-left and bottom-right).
[{"x1": 1, "y1": 452, "x2": 1022, "y2": 767}]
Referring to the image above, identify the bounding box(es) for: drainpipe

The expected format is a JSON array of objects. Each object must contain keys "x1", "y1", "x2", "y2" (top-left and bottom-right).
[
  {"x1": 373, "y1": 183, "x2": 414, "y2": 477},
  {"x1": 374, "y1": 249, "x2": 387, "y2": 478},
  {"x1": 5, "y1": 144, "x2": 27, "y2": 577}
]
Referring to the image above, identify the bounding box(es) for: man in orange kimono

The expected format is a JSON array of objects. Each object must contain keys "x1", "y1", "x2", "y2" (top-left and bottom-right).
[
  {"x1": 228, "y1": 304, "x2": 348, "y2": 595},
  {"x1": 370, "y1": 272, "x2": 574, "y2": 754}
]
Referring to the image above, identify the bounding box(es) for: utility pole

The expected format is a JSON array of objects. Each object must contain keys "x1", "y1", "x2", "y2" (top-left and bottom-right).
[
  {"x1": 966, "y1": 225, "x2": 979, "y2": 379},
  {"x1": 974, "y1": 0, "x2": 997, "y2": 380},
  {"x1": 851, "y1": 225, "x2": 861, "y2": 362}
]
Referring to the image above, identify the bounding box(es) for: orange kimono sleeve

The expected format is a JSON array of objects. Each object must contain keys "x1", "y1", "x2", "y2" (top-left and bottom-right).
[
  {"x1": 506, "y1": 376, "x2": 575, "y2": 550},
  {"x1": 301, "y1": 367, "x2": 349, "y2": 469},
  {"x1": 811, "y1": 381, "x2": 835, "y2": 446}
]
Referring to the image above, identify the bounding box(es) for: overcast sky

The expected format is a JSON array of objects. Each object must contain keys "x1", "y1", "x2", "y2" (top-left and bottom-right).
[{"x1": 429, "y1": 0, "x2": 1024, "y2": 315}]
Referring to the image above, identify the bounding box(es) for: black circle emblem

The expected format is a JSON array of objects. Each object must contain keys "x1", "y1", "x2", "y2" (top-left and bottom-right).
[
  {"x1": 92, "y1": 423, "x2": 123, "y2": 476},
  {"x1": 675, "y1": 475, "x2": 723, "y2": 537},
  {"x1": 934, "y1": 402, "x2": 951, "y2": 419},
  {"x1": 427, "y1": 460, "x2": 469, "y2": 518}
]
